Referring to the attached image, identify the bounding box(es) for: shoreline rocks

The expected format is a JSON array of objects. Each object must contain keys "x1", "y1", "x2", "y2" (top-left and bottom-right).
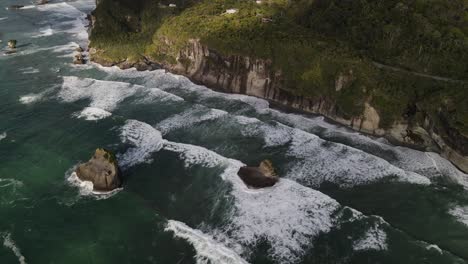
[
  {"x1": 73, "y1": 53, "x2": 85, "y2": 64},
  {"x1": 75, "y1": 148, "x2": 122, "y2": 191},
  {"x1": 238, "y1": 160, "x2": 279, "y2": 188}
]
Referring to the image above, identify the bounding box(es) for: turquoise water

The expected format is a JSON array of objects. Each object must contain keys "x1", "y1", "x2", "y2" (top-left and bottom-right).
[{"x1": 1, "y1": 1, "x2": 468, "y2": 263}]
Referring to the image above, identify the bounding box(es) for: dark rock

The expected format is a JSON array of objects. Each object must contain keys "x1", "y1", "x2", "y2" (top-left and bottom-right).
[
  {"x1": 7, "y1": 40, "x2": 17, "y2": 49},
  {"x1": 238, "y1": 160, "x2": 279, "y2": 188},
  {"x1": 76, "y1": 148, "x2": 122, "y2": 191},
  {"x1": 37, "y1": 0, "x2": 49, "y2": 5},
  {"x1": 73, "y1": 53, "x2": 85, "y2": 64},
  {"x1": 7, "y1": 5, "x2": 24, "y2": 10}
]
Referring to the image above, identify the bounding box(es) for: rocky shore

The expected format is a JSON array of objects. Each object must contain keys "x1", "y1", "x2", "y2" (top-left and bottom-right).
[{"x1": 86, "y1": 0, "x2": 468, "y2": 173}]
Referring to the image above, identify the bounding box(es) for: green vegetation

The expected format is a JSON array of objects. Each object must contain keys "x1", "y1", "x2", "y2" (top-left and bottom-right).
[{"x1": 90, "y1": 0, "x2": 468, "y2": 135}]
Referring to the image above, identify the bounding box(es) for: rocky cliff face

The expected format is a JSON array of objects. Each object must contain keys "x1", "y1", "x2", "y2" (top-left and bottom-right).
[
  {"x1": 147, "y1": 38, "x2": 468, "y2": 173},
  {"x1": 88, "y1": 34, "x2": 467, "y2": 173}
]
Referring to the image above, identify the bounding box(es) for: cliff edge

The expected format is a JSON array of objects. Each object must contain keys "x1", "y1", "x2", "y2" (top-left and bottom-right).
[{"x1": 88, "y1": 0, "x2": 468, "y2": 172}]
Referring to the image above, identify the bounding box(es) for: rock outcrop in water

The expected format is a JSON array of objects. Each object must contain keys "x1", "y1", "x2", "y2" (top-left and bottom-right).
[
  {"x1": 73, "y1": 53, "x2": 85, "y2": 64},
  {"x1": 75, "y1": 148, "x2": 122, "y2": 191},
  {"x1": 7, "y1": 40, "x2": 16, "y2": 49},
  {"x1": 238, "y1": 160, "x2": 279, "y2": 188}
]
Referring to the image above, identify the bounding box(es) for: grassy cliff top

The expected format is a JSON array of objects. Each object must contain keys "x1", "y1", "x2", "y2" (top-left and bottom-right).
[{"x1": 90, "y1": 0, "x2": 468, "y2": 134}]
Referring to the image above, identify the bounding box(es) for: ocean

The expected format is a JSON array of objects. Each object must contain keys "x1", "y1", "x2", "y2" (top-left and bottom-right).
[{"x1": 1, "y1": 1, "x2": 468, "y2": 263}]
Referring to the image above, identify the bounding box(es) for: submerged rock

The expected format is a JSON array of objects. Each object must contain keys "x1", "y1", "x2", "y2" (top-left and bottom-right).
[
  {"x1": 238, "y1": 160, "x2": 279, "y2": 188},
  {"x1": 75, "y1": 148, "x2": 122, "y2": 191}
]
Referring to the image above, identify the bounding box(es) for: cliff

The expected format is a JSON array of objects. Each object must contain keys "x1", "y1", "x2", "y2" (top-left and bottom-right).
[{"x1": 88, "y1": 0, "x2": 468, "y2": 173}]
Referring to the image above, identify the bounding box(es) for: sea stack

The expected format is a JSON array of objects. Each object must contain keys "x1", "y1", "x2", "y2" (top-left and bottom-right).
[
  {"x1": 7, "y1": 40, "x2": 17, "y2": 49},
  {"x1": 75, "y1": 148, "x2": 122, "y2": 191},
  {"x1": 238, "y1": 160, "x2": 279, "y2": 188}
]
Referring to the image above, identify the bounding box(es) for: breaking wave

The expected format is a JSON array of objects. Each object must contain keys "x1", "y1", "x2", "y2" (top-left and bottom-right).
[
  {"x1": 119, "y1": 120, "x2": 164, "y2": 168},
  {"x1": 0, "y1": 132, "x2": 6, "y2": 142},
  {"x1": 449, "y1": 205, "x2": 468, "y2": 227},
  {"x1": 165, "y1": 220, "x2": 249, "y2": 264}
]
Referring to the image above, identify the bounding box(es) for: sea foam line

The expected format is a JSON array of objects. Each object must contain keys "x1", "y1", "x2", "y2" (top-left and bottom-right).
[
  {"x1": 2, "y1": 233, "x2": 27, "y2": 264},
  {"x1": 166, "y1": 220, "x2": 249, "y2": 264},
  {"x1": 0, "y1": 132, "x2": 6, "y2": 142}
]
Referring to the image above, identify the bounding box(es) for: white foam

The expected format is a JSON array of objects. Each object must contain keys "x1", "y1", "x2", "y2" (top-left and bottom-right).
[
  {"x1": 19, "y1": 67, "x2": 39, "y2": 74},
  {"x1": 156, "y1": 107, "x2": 227, "y2": 135},
  {"x1": 426, "y1": 244, "x2": 443, "y2": 254},
  {"x1": 2, "y1": 233, "x2": 27, "y2": 264},
  {"x1": 19, "y1": 93, "x2": 43, "y2": 104},
  {"x1": 263, "y1": 108, "x2": 468, "y2": 186},
  {"x1": 32, "y1": 27, "x2": 54, "y2": 38},
  {"x1": 217, "y1": 164, "x2": 340, "y2": 263},
  {"x1": 119, "y1": 120, "x2": 164, "y2": 167},
  {"x1": 0, "y1": 178, "x2": 23, "y2": 188},
  {"x1": 98, "y1": 67, "x2": 270, "y2": 110},
  {"x1": 164, "y1": 141, "x2": 229, "y2": 168},
  {"x1": 0, "y1": 17, "x2": 7, "y2": 21},
  {"x1": 67, "y1": 172, "x2": 122, "y2": 200},
  {"x1": 137, "y1": 87, "x2": 184, "y2": 104},
  {"x1": 36, "y1": 2, "x2": 90, "y2": 47},
  {"x1": 285, "y1": 129, "x2": 430, "y2": 187},
  {"x1": 0, "y1": 132, "x2": 6, "y2": 142},
  {"x1": 231, "y1": 114, "x2": 430, "y2": 187},
  {"x1": 353, "y1": 222, "x2": 388, "y2": 251},
  {"x1": 75, "y1": 107, "x2": 112, "y2": 121},
  {"x1": 115, "y1": 118, "x2": 396, "y2": 262},
  {"x1": 162, "y1": 138, "x2": 341, "y2": 262},
  {"x1": 59, "y1": 76, "x2": 139, "y2": 116},
  {"x1": 449, "y1": 205, "x2": 468, "y2": 227},
  {"x1": 165, "y1": 220, "x2": 249, "y2": 264}
]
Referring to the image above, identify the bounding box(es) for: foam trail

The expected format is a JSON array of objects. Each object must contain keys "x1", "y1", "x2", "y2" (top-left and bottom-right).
[
  {"x1": 19, "y1": 67, "x2": 39, "y2": 74},
  {"x1": 97, "y1": 67, "x2": 270, "y2": 110},
  {"x1": 119, "y1": 120, "x2": 164, "y2": 167},
  {"x1": 449, "y1": 205, "x2": 468, "y2": 227},
  {"x1": 156, "y1": 107, "x2": 227, "y2": 135},
  {"x1": 285, "y1": 129, "x2": 430, "y2": 187},
  {"x1": 19, "y1": 94, "x2": 43, "y2": 105},
  {"x1": 36, "y1": 2, "x2": 90, "y2": 47},
  {"x1": 0, "y1": 178, "x2": 23, "y2": 188},
  {"x1": 2, "y1": 233, "x2": 27, "y2": 264},
  {"x1": 0, "y1": 17, "x2": 7, "y2": 21},
  {"x1": 0, "y1": 132, "x2": 6, "y2": 141},
  {"x1": 32, "y1": 27, "x2": 54, "y2": 38},
  {"x1": 166, "y1": 220, "x2": 249, "y2": 264},
  {"x1": 59, "y1": 76, "x2": 138, "y2": 120},
  {"x1": 353, "y1": 221, "x2": 388, "y2": 251},
  {"x1": 75, "y1": 107, "x2": 112, "y2": 121}
]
